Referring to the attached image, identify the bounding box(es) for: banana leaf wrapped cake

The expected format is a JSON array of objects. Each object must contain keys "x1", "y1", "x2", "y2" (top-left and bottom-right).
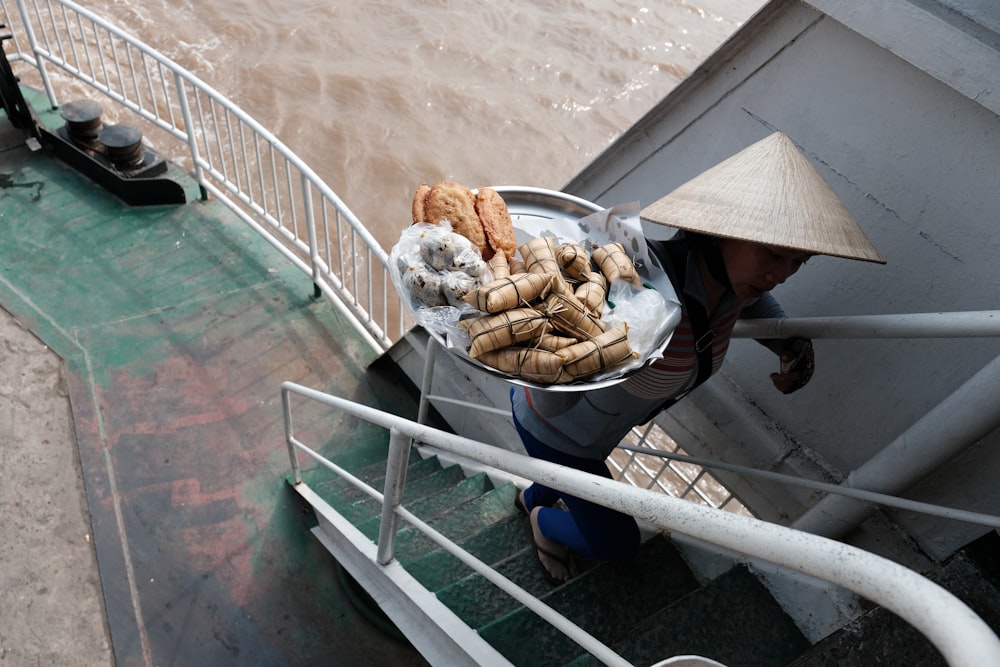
[{"x1": 391, "y1": 184, "x2": 681, "y2": 390}]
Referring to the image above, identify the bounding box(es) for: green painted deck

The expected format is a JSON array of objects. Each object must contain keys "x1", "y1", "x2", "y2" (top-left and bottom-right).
[{"x1": 1, "y1": 89, "x2": 428, "y2": 666}]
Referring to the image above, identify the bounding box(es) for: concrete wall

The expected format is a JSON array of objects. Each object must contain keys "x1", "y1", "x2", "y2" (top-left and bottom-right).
[{"x1": 565, "y1": 0, "x2": 1000, "y2": 562}]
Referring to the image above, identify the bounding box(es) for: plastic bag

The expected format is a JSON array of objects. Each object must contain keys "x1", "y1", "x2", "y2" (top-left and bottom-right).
[
  {"x1": 601, "y1": 280, "x2": 673, "y2": 363},
  {"x1": 389, "y1": 221, "x2": 492, "y2": 334}
]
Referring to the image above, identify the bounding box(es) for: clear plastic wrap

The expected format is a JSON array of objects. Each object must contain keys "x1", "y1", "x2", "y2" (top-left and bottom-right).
[
  {"x1": 389, "y1": 221, "x2": 492, "y2": 333},
  {"x1": 600, "y1": 279, "x2": 672, "y2": 377}
]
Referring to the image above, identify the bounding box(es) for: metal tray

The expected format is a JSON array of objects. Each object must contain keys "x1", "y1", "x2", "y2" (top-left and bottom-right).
[
  {"x1": 490, "y1": 185, "x2": 603, "y2": 223},
  {"x1": 427, "y1": 186, "x2": 681, "y2": 393}
]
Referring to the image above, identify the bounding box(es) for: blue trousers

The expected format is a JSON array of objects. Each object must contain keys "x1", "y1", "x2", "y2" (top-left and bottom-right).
[{"x1": 513, "y1": 411, "x2": 640, "y2": 562}]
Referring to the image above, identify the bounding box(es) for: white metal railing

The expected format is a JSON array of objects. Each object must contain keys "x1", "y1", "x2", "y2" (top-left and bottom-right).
[
  {"x1": 6, "y1": 0, "x2": 998, "y2": 531},
  {"x1": 616, "y1": 442, "x2": 1000, "y2": 530},
  {"x1": 415, "y1": 310, "x2": 1000, "y2": 524},
  {"x1": 0, "y1": 0, "x2": 406, "y2": 354},
  {"x1": 732, "y1": 310, "x2": 1000, "y2": 339},
  {"x1": 281, "y1": 380, "x2": 1000, "y2": 667},
  {"x1": 607, "y1": 310, "x2": 1000, "y2": 518}
]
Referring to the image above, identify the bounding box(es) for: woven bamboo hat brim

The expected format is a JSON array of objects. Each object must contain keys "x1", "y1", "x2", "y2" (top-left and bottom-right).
[{"x1": 640, "y1": 132, "x2": 886, "y2": 263}]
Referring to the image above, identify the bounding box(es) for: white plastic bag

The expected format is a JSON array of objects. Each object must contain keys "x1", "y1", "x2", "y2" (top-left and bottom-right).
[
  {"x1": 602, "y1": 279, "x2": 672, "y2": 361},
  {"x1": 389, "y1": 221, "x2": 492, "y2": 334}
]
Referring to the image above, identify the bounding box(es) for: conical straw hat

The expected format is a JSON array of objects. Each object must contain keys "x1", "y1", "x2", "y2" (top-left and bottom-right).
[{"x1": 640, "y1": 132, "x2": 886, "y2": 263}]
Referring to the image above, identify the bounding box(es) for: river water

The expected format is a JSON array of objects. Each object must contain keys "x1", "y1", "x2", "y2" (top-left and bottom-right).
[{"x1": 58, "y1": 0, "x2": 761, "y2": 249}]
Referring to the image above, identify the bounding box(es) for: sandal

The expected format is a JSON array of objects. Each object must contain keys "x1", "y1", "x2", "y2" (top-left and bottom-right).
[{"x1": 526, "y1": 508, "x2": 575, "y2": 585}]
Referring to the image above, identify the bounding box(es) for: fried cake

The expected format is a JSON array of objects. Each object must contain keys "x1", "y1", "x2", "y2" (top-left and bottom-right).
[
  {"x1": 411, "y1": 182, "x2": 431, "y2": 224},
  {"x1": 423, "y1": 181, "x2": 490, "y2": 258},
  {"x1": 475, "y1": 187, "x2": 517, "y2": 261}
]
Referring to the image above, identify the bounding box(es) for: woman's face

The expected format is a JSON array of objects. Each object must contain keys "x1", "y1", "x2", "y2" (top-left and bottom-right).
[{"x1": 716, "y1": 238, "x2": 814, "y2": 300}]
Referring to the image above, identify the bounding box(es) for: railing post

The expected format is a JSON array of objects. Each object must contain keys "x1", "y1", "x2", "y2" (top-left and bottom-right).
[
  {"x1": 14, "y1": 0, "x2": 58, "y2": 106},
  {"x1": 376, "y1": 426, "x2": 412, "y2": 565},
  {"x1": 281, "y1": 386, "x2": 302, "y2": 484},
  {"x1": 416, "y1": 334, "x2": 439, "y2": 426},
  {"x1": 173, "y1": 71, "x2": 207, "y2": 199},
  {"x1": 300, "y1": 173, "x2": 323, "y2": 289}
]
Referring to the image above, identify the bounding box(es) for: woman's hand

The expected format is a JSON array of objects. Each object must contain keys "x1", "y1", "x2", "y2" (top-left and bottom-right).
[{"x1": 770, "y1": 337, "x2": 814, "y2": 394}]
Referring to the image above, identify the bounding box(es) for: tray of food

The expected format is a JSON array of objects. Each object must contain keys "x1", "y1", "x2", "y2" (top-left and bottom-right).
[{"x1": 390, "y1": 182, "x2": 682, "y2": 392}]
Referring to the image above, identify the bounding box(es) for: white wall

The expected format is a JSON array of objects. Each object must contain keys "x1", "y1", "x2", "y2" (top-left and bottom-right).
[{"x1": 566, "y1": 0, "x2": 1000, "y2": 561}]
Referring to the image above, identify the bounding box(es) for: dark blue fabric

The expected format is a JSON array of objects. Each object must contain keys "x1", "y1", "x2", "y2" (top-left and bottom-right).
[{"x1": 513, "y1": 402, "x2": 640, "y2": 562}]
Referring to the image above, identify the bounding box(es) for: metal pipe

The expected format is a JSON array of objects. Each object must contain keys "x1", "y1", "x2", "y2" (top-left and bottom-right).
[
  {"x1": 416, "y1": 334, "x2": 438, "y2": 426},
  {"x1": 617, "y1": 444, "x2": 1000, "y2": 530},
  {"x1": 425, "y1": 394, "x2": 511, "y2": 417},
  {"x1": 733, "y1": 310, "x2": 1000, "y2": 339},
  {"x1": 282, "y1": 381, "x2": 1000, "y2": 666},
  {"x1": 15, "y1": 0, "x2": 58, "y2": 106},
  {"x1": 793, "y1": 352, "x2": 1000, "y2": 537},
  {"x1": 376, "y1": 427, "x2": 411, "y2": 566},
  {"x1": 281, "y1": 386, "x2": 302, "y2": 484}
]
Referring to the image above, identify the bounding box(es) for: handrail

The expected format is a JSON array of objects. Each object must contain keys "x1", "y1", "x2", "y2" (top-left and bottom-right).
[
  {"x1": 282, "y1": 380, "x2": 1000, "y2": 667},
  {"x1": 733, "y1": 310, "x2": 1000, "y2": 339},
  {"x1": 617, "y1": 443, "x2": 1000, "y2": 530},
  {"x1": 2, "y1": 0, "x2": 406, "y2": 353},
  {"x1": 415, "y1": 318, "x2": 1000, "y2": 524},
  {"x1": 283, "y1": 387, "x2": 634, "y2": 666},
  {"x1": 6, "y1": 1, "x2": 994, "y2": 359}
]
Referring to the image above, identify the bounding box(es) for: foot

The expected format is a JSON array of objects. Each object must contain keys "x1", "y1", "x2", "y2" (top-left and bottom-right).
[{"x1": 528, "y1": 507, "x2": 574, "y2": 584}]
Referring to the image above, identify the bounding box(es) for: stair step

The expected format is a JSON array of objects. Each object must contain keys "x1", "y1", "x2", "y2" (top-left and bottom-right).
[
  {"x1": 433, "y1": 543, "x2": 547, "y2": 629},
  {"x1": 335, "y1": 463, "x2": 469, "y2": 525},
  {"x1": 790, "y1": 530, "x2": 1000, "y2": 667},
  {"x1": 368, "y1": 480, "x2": 519, "y2": 564},
  {"x1": 308, "y1": 452, "x2": 459, "y2": 523},
  {"x1": 352, "y1": 472, "x2": 498, "y2": 543},
  {"x1": 298, "y1": 426, "x2": 410, "y2": 481},
  {"x1": 307, "y1": 451, "x2": 437, "y2": 507},
  {"x1": 955, "y1": 530, "x2": 1000, "y2": 627},
  {"x1": 415, "y1": 480, "x2": 521, "y2": 543},
  {"x1": 598, "y1": 565, "x2": 809, "y2": 667},
  {"x1": 475, "y1": 534, "x2": 701, "y2": 666},
  {"x1": 406, "y1": 471, "x2": 496, "y2": 519},
  {"x1": 369, "y1": 454, "x2": 448, "y2": 489},
  {"x1": 404, "y1": 513, "x2": 526, "y2": 591}
]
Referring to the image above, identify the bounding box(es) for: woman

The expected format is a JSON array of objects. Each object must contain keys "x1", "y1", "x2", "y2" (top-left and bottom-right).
[{"x1": 512, "y1": 132, "x2": 885, "y2": 584}]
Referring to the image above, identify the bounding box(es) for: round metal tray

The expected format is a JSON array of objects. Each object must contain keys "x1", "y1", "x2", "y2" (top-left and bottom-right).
[
  {"x1": 490, "y1": 185, "x2": 603, "y2": 223},
  {"x1": 427, "y1": 186, "x2": 680, "y2": 393}
]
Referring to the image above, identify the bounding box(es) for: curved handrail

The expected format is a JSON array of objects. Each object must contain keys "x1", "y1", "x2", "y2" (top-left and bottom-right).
[
  {"x1": 282, "y1": 380, "x2": 1000, "y2": 667},
  {"x1": 4, "y1": 0, "x2": 403, "y2": 352}
]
